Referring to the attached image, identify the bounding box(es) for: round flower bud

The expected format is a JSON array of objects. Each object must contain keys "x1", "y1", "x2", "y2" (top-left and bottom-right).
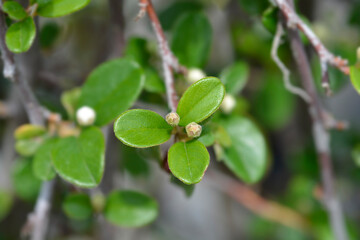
[
  {"x1": 185, "y1": 122, "x2": 202, "y2": 138},
  {"x1": 220, "y1": 94, "x2": 236, "y2": 114},
  {"x1": 166, "y1": 112, "x2": 180, "y2": 126},
  {"x1": 186, "y1": 68, "x2": 206, "y2": 84},
  {"x1": 357, "y1": 47, "x2": 360, "y2": 62},
  {"x1": 76, "y1": 106, "x2": 96, "y2": 126}
]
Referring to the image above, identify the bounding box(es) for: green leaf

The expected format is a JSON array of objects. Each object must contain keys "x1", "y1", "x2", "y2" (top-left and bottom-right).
[
  {"x1": 177, "y1": 77, "x2": 225, "y2": 126},
  {"x1": 219, "y1": 61, "x2": 249, "y2": 94},
  {"x1": 104, "y1": 190, "x2": 158, "y2": 227},
  {"x1": 12, "y1": 158, "x2": 41, "y2": 201},
  {"x1": 51, "y1": 127, "x2": 105, "y2": 188},
  {"x1": 37, "y1": 0, "x2": 91, "y2": 18},
  {"x1": 15, "y1": 138, "x2": 46, "y2": 157},
  {"x1": 114, "y1": 109, "x2": 173, "y2": 148},
  {"x1": 5, "y1": 17, "x2": 36, "y2": 53},
  {"x1": 39, "y1": 21, "x2": 60, "y2": 48},
  {"x1": 197, "y1": 124, "x2": 215, "y2": 147},
  {"x1": 124, "y1": 37, "x2": 150, "y2": 66},
  {"x1": 14, "y1": 124, "x2": 46, "y2": 140},
  {"x1": 61, "y1": 87, "x2": 81, "y2": 120},
  {"x1": 78, "y1": 58, "x2": 144, "y2": 126},
  {"x1": 120, "y1": 143, "x2": 149, "y2": 177},
  {"x1": 144, "y1": 68, "x2": 165, "y2": 93},
  {"x1": 261, "y1": 6, "x2": 278, "y2": 34},
  {"x1": 171, "y1": 12, "x2": 212, "y2": 67},
  {"x1": 219, "y1": 116, "x2": 268, "y2": 183},
  {"x1": 0, "y1": 189, "x2": 12, "y2": 221},
  {"x1": 33, "y1": 138, "x2": 57, "y2": 181},
  {"x1": 62, "y1": 193, "x2": 93, "y2": 220},
  {"x1": 350, "y1": 65, "x2": 360, "y2": 94},
  {"x1": 168, "y1": 140, "x2": 210, "y2": 184},
  {"x1": 2, "y1": 1, "x2": 28, "y2": 21},
  {"x1": 352, "y1": 144, "x2": 360, "y2": 168}
]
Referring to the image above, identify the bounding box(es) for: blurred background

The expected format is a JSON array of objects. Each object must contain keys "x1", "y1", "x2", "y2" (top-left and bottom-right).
[{"x1": 1, "y1": 0, "x2": 360, "y2": 239}]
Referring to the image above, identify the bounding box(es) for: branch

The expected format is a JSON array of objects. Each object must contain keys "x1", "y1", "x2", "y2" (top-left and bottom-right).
[
  {"x1": 274, "y1": 0, "x2": 349, "y2": 95},
  {"x1": 275, "y1": 1, "x2": 349, "y2": 239},
  {"x1": 207, "y1": 170, "x2": 312, "y2": 234},
  {"x1": 271, "y1": 23, "x2": 311, "y2": 103},
  {"x1": 0, "y1": 10, "x2": 55, "y2": 240},
  {"x1": 137, "y1": 0, "x2": 187, "y2": 111}
]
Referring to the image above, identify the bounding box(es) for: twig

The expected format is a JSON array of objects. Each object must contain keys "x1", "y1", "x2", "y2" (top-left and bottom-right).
[
  {"x1": 274, "y1": 0, "x2": 349, "y2": 94},
  {"x1": 271, "y1": 22, "x2": 311, "y2": 103},
  {"x1": 276, "y1": 1, "x2": 349, "y2": 239},
  {"x1": 0, "y1": 10, "x2": 55, "y2": 240},
  {"x1": 137, "y1": 0, "x2": 187, "y2": 111},
  {"x1": 207, "y1": 170, "x2": 312, "y2": 234}
]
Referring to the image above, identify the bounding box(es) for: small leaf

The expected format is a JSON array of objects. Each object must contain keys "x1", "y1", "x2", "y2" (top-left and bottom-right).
[
  {"x1": 350, "y1": 65, "x2": 360, "y2": 94},
  {"x1": 114, "y1": 109, "x2": 172, "y2": 148},
  {"x1": 62, "y1": 193, "x2": 93, "y2": 220},
  {"x1": 219, "y1": 61, "x2": 249, "y2": 94},
  {"x1": 39, "y1": 21, "x2": 60, "y2": 48},
  {"x1": 197, "y1": 125, "x2": 215, "y2": 147},
  {"x1": 51, "y1": 127, "x2": 105, "y2": 188},
  {"x1": 144, "y1": 68, "x2": 165, "y2": 93},
  {"x1": 15, "y1": 138, "x2": 45, "y2": 157},
  {"x1": 120, "y1": 143, "x2": 149, "y2": 177},
  {"x1": 14, "y1": 124, "x2": 46, "y2": 140},
  {"x1": 78, "y1": 58, "x2": 144, "y2": 126},
  {"x1": 0, "y1": 189, "x2": 12, "y2": 221},
  {"x1": 171, "y1": 12, "x2": 212, "y2": 68},
  {"x1": 352, "y1": 144, "x2": 360, "y2": 167},
  {"x1": 177, "y1": 77, "x2": 225, "y2": 126},
  {"x1": 61, "y1": 87, "x2": 81, "y2": 120},
  {"x1": 104, "y1": 190, "x2": 158, "y2": 227},
  {"x1": 261, "y1": 7, "x2": 278, "y2": 34},
  {"x1": 37, "y1": 0, "x2": 90, "y2": 18},
  {"x1": 219, "y1": 116, "x2": 268, "y2": 183},
  {"x1": 2, "y1": 1, "x2": 28, "y2": 21},
  {"x1": 124, "y1": 37, "x2": 150, "y2": 66},
  {"x1": 12, "y1": 158, "x2": 41, "y2": 201},
  {"x1": 33, "y1": 138, "x2": 57, "y2": 181},
  {"x1": 5, "y1": 17, "x2": 36, "y2": 53},
  {"x1": 168, "y1": 140, "x2": 210, "y2": 184}
]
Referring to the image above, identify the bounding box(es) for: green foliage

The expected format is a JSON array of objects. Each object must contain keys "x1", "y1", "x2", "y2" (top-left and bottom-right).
[
  {"x1": 144, "y1": 68, "x2": 165, "y2": 93},
  {"x1": 114, "y1": 109, "x2": 172, "y2": 148},
  {"x1": 159, "y1": 1, "x2": 203, "y2": 30},
  {"x1": 171, "y1": 12, "x2": 212, "y2": 68},
  {"x1": 78, "y1": 58, "x2": 144, "y2": 126},
  {"x1": 120, "y1": 144, "x2": 149, "y2": 177},
  {"x1": 220, "y1": 61, "x2": 249, "y2": 95},
  {"x1": 62, "y1": 193, "x2": 93, "y2": 220},
  {"x1": 32, "y1": 138, "x2": 57, "y2": 181},
  {"x1": 39, "y1": 22, "x2": 60, "y2": 48},
  {"x1": 2, "y1": 1, "x2": 27, "y2": 21},
  {"x1": 352, "y1": 144, "x2": 360, "y2": 168},
  {"x1": 36, "y1": 0, "x2": 91, "y2": 18},
  {"x1": 14, "y1": 124, "x2": 48, "y2": 157},
  {"x1": 51, "y1": 127, "x2": 105, "y2": 188},
  {"x1": 350, "y1": 65, "x2": 360, "y2": 94},
  {"x1": 197, "y1": 124, "x2": 215, "y2": 147},
  {"x1": 14, "y1": 124, "x2": 46, "y2": 140},
  {"x1": 168, "y1": 140, "x2": 210, "y2": 185},
  {"x1": 177, "y1": 77, "x2": 225, "y2": 126},
  {"x1": 12, "y1": 159, "x2": 41, "y2": 201},
  {"x1": 5, "y1": 17, "x2": 36, "y2": 53},
  {"x1": 0, "y1": 190, "x2": 12, "y2": 221},
  {"x1": 218, "y1": 115, "x2": 268, "y2": 183},
  {"x1": 237, "y1": 0, "x2": 268, "y2": 15},
  {"x1": 61, "y1": 88, "x2": 81, "y2": 120},
  {"x1": 104, "y1": 190, "x2": 158, "y2": 227},
  {"x1": 261, "y1": 6, "x2": 278, "y2": 34}
]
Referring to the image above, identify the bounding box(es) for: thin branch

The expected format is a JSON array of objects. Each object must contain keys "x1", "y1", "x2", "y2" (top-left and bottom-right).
[
  {"x1": 0, "y1": 9, "x2": 55, "y2": 240},
  {"x1": 274, "y1": 0, "x2": 349, "y2": 94},
  {"x1": 137, "y1": 0, "x2": 187, "y2": 111},
  {"x1": 207, "y1": 170, "x2": 312, "y2": 234},
  {"x1": 271, "y1": 22, "x2": 311, "y2": 103},
  {"x1": 276, "y1": 1, "x2": 349, "y2": 239}
]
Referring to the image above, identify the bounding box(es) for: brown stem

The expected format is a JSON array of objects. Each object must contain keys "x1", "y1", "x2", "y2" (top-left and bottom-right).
[
  {"x1": 0, "y1": 9, "x2": 54, "y2": 240},
  {"x1": 281, "y1": 8, "x2": 349, "y2": 240}
]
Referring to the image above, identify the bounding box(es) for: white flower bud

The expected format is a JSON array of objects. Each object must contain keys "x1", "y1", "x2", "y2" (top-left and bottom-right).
[
  {"x1": 76, "y1": 106, "x2": 96, "y2": 126},
  {"x1": 166, "y1": 112, "x2": 180, "y2": 126},
  {"x1": 186, "y1": 68, "x2": 206, "y2": 84},
  {"x1": 220, "y1": 94, "x2": 236, "y2": 114},
  {"x1": 357, "y1": 47, "x2": 360, "y2": 62},
  {"x1": 185, "y1": 122, "x2": 202, "y2": 138}
]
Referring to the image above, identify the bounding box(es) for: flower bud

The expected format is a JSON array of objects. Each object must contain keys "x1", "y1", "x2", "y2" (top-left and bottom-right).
[
  {"x1": 91, "y1": 192, "x2": 105, "y2": 213},
  {"x1": 166, "y1": 112, "x2": 180, "y2": 126},
  {"x1": 76, "y1": 106, "x2": 96, "y2": 126},
  {"x1": 186, "y1": 68, "x2": 206, "y2": 84},
  {"x1": 185, "y1": 122, "x2": 202, "y2": 138},
  {"x1": 220, "y1": 94, "x2": 236, "y2": 114}
]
